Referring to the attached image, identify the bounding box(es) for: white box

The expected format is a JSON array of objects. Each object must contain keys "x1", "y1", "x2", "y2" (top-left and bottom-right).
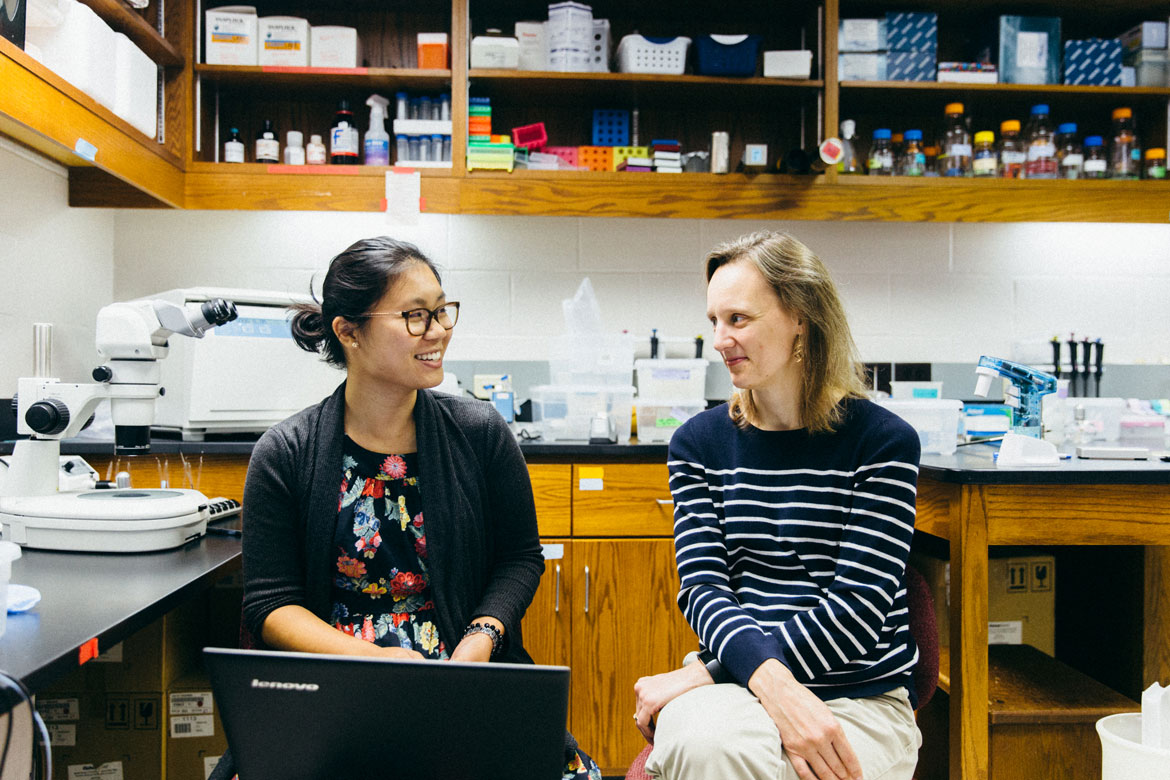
[
  {"x1": 515, "y1": 21, "x2": 548, "y2": 70},
  {"x1": 548, "y1": 332, "x2": 634, "y2": 387},
  {"x1": 548, "y1": 0, "x2": 592, "y2": 72},
  {"x1": 470, "y1": 35, "x2": 520, "y2": 68},
  {"x1": 310, "y1": 26, "x2": 358, "y2": 68},
  {"x1": 531, "y1": 384, "x2": 635, "y2": 444},
  {"x1": 763, "y1": 50, "x2": 813, "y2": 78},
  {"x1": 590, "y1": 18, "x2": 611, "y2": 72},
  {"x1": 113, "y1": 33, "x2": 158, "y2": 139},
  {"x1": 636, "y1": 400, "x2": 706, "y2": 443},
  {"x1": 204, "y1": 5, "x2": 257, "y2": 66},
  {"x1": 877, "y1": 399, "x2": 963, "y2": 455},
  {"x1": 838, "y1": 52, "x2": 887, "y2": 81},
  {"x1": 26, "y1": 0, "x2": 117, "y2": 109},
  {"x1": 258, "y1": 16, "x2": 308, "y2": 67},
  {"x1": 635, "y1": 359, "x2": 707, "y2": 401},
  {"x1": 838, "y1": 18, "x2": 887, "y2": 51}
]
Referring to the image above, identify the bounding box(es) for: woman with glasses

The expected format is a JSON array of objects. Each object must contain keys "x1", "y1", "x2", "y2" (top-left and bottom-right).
[
  {"x1": 633, "y1": 231, "x2": 921, "y2": 780},
  {"x1": 229, "y1": 236, "x2": 600, "y2": 779}
]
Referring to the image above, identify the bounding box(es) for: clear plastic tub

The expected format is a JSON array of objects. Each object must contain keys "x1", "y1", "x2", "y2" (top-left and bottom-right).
[
  {"x1": 636, "y1": 399, "x2": 706, "y2": 443},
  {"x1": 531, "y1": 384, "x2": 635, "y2": 443},
  {"x1": 877, "y1": 399, "x2": 963, "y2": 455},
  {"x1": 635, "y1": 359, "x2": 707, "y2": 401},
  {"x1": 548, "y1": 333, "x2": 634, "y2": 386},
  {"x1": 1119, "y1": 415, "x2": 1166, "y2": 448}
]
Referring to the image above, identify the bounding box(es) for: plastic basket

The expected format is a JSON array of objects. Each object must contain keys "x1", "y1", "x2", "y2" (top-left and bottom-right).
[
  {"x1": 544, "y1": 146, "x2": 579, "y2": 167},
  {"x1": 592, "y1": 109, "x2": 630, "y2": 146},
  {"x1": 511, "y1": 122, "x2": 547, "y2": 150},
  {"x1": 616, "y1": 34, "x2": 691, "y2": 74},
  {"x1": 695, "y1": 34, "x2": 761, "y2": 76},
  {"x1": 577, "y1": 145, "x2": 614, "y2": 171}
]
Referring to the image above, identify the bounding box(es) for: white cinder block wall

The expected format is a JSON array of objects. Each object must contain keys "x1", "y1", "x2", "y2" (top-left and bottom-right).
[{"x1": 112, "y1": 210, "x2": 1170, "y2": 367}]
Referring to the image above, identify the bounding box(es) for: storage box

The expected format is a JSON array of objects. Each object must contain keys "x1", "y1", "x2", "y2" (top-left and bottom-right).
[
  {"x1": 999, "y1": 15, "x2": 1062, "y2": 84},
  {"x1": 1119, "y1": 21, "x2": 1168, "y2": 53},
  {"x1": 635, "y1": 359, "x2": 707, "y2": 400},
  {"x1": 113, "y1": 33, "x2": 157, "y2": 138},
  {"x1": 310, "y1": 26, "x2": 359, "y2": 68},
  {"x1": 471, "y1": 34, "x2": 520, "y2": 68},
  {"x1": 610, "y1": 145, "x2": 649, "y2": 170},
  {"x1": 989, "y1": 554, "x2": 1055, "y2": 655},
  {"x1": 616, "y1": 34, "x2": 690, "y2": 74},
  {"x1": 166, "y1": 676, "x2": 228, "y2": 780},
  {"x1": 876, "y1": 398, "x2": 963, "y2": 455},
  {"x1": 1133, "y1": 48, "x2": 1170, "y2": 86},
  {"x1": 764, "y1": 50, "x2": 813, "y2": 78},
  {"x1": 547, "y1": 1, "x2": 592, "y2": 72},
  {"x1": 1063, "y1": 38, "x2": 1123, "y2": 85},
  {"x1": 40, "y1": 689, "x2": 163, "y2": 780},
  {"x1": 26, "y1": 0, "x2": 117, "y2": 108},
  {"x1": 548, "y1": 332, "x2": 634, "y2": 385},
  {"x1": 695, "y1": 34, "x2": 761, "y2": 76},
  {"x1": 885, "y1": 11, "x2": 937, "y2": 53},
  {"x1": 592, "y1": 109, "x2": 629, "y2": 146},
  {"x1": 838, "y1": 52, "x2": 887, "y2": 81},
  {"x1": 515, "y1": 20, "x2": 547, "y2": 70},
  {"x1": 636, "y1": 400, "x2": 706, "y2": 443},
  {"x1": 576, "y1": 145, "x2": 613, "y2": 171},
  {"x1": 258, "y1": 16, "x2": 308, "y2": 67},
  {"x1": 590, "y1": 18, "x2": 610, "y2": 72},
  {"x1": 531, "y1": 384, "x2": 635, "y2": 444},
  {"x1": 204, "y1": 5, "x2": 257, "y2": 66},
  {"x1": 417, "y1": 32, "x2": 448, "y2": 68},
  {"x1": 838, "y1": 18, "x2": 886, "y2": 52},
  {"x1": 887, "y1": 50, "x2": 937, "y2": 81}
]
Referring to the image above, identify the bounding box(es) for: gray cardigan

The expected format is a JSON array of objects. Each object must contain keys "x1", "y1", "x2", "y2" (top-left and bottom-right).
[{"x1": 241, "y1": 382, "x2": 545, "y2": 665}]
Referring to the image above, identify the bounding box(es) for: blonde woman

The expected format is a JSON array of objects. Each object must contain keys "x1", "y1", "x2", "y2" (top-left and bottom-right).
[{"x1": 634, "y1": 231, "x2": 922, "y2": 780}]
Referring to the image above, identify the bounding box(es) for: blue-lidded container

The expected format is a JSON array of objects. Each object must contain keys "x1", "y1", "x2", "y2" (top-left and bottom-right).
[{"x1": 695, "y1": 34, "x2": 762, "y2": 77}]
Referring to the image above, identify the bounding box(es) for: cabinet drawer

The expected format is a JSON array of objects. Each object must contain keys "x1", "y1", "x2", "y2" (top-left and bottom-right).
[
  {"x1": 528, "y1": 464, "x2": 571, "y2": 536},
  {"x1": 572, "y1": 463, "x2": 673, "y2": 536}
]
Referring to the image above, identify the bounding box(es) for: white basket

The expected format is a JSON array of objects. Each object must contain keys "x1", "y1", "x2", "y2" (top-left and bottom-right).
[{"x1": 616, "y1": 34, "x2": 691, "y2": 74}]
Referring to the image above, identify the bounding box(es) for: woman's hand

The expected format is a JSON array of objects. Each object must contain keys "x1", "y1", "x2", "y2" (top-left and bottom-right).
[
  {"x1": 449, "y1": 631, "x2": 493, "y2": 663},
  {"x1": 748, "y1": 660, "x2": 862, "y2": 780},
  {"x1": 633, "y1": 661, "x2": 713, "y2": 744}
]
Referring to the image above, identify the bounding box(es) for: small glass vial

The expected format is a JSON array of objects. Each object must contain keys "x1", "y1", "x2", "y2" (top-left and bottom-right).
[
  {"x1": 898, "y1": 129, "x2": 925, "y2": 176},
  {"x1": 396, "y1": 134, "x2": 409, "y2": 162},
  {"x1": 923, "y1": 146, "x2": 940, "y2": 176},
  {"x1": 395, "y1": 91, "x2": 409, "y2": 121},
  {"x1": 255, "y1": 119, "x2": 279, "y2": 163},
  {"x1": 283, "y1": 131, "x2": 305, "y2": 165},
  {"x1": 306, "y1": 133, "x2": 327, "y2": 165},
  {"x1": 1146, "y1": 148, "x2": 1167, "y2": 180},
  {"x1": 1055, "y1": 123, "x2": 1083, "y2": 179},
  {"x1": 998, "y1": 119, "x2": 1025, "y2": 178},
  {"x1": 224, "y1": 127, "x2": 245, "y2": 163},
  {"x1": 1082, "y1": 135, "x2": 1108, "y2": 179},
  {"x1": 868, "y1": 128, "x2": 894, "y2": 175},
  {"x1": 972, "y1": 131, "x2": 997, "y2": 177}
]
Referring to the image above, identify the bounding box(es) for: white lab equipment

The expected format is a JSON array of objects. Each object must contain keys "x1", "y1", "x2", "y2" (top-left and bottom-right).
[
  {"x1": 0, "y1": 296, "x2": 238, "y2": 552},
  {"x1": 149, "y1": 289, "x2": 342, "y2": 439}
]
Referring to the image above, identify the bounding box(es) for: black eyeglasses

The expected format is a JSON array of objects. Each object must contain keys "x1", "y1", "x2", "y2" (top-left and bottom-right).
[{"x1": 368, "y1": 302, "x2": 460, "y2": 336}]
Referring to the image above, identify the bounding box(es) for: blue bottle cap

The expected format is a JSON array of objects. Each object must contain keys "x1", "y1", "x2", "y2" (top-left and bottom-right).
[
  {"x1": 1058, "y1": 123, "x2": 1077, "y2": 134},
  {"x1": 229, "y1": 127, "x2": 239, "y2": 133},
  {"x1": 904, "y1": 129, "x2": 923, "y2": 141},
  {"x1": 396, "y1": 91, "x2": 409, "y2": 99},
  {"x1": 873, "y1": 128, "x2": 892, "y2": 139},
  {"x1": 1031, "y1": 104, "x2": 1049, "y2": 115},
  {"x1": 1084, "y1": 135, "x2": 1104, "y2": 147}
]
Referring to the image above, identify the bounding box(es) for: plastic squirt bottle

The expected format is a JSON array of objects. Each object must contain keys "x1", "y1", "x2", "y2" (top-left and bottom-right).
[
  {"x1": 941, "y1": 103, "x2": 971, "y2": 177},
  {"x1": 1056, "y1": 123, "x2": 1083, "y2": 179},
  {"x1": 972, "y1": 131, "x2": 996, "y2": 177},
  {"x1": 364, "y1": 94, "x2": 390, "y2": 166},
  {"x1": 868, "y1": 128, "x2": 894, "y2": 175},
  {"x1": 837, "y1": 120, "x2": 862, "y2": 174},
  {"x1": 898, "y1": 129, "x2": 925, "y2": 176},
  {"x1": 1110, "y1": 107, "x2": 1141, "y2": 180},
  {"x1": 224, "y1": 127, "x2": 245, "y2": 163},
  {"x1": 1023, "y1": 104, "x2": 1057, "y2": 179},
  {"x1": 330, "y1": 100, "x2": 360, "y2": 165},
  {"x1": 998, "y1": 120, "x2": 1025, "y2": 178}
]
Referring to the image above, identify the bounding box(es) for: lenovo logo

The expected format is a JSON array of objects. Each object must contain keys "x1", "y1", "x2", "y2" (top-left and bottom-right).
[{"x1": 251, "y1": 678, "x2": 320, "y2": 691}]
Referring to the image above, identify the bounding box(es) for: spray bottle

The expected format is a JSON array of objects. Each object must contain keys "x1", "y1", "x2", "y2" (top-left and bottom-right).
[{"x1": 364, "y1": 94, "x2": 390, "y2": 166}]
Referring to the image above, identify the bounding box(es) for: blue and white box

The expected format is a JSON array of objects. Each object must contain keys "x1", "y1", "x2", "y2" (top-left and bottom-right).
[
  {"x1": 885, "y1": 11, "x2": 937, "y2": 53},
  {"x1": 838, "y1": 19, "x2": 886, "y2": 52},
  {"x1": 1063, "y1": 38, "x2": 1123, "y2": 85},
  {"x1": 887, "y1": 50, "x2": 937, "y2": 81},
  {"x1": 838, "y1": 52, "x2": 887, "y2": 81}
]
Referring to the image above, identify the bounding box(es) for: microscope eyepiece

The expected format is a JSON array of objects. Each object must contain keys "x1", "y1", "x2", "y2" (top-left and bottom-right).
[{"x1": 201, "y1": 299, "x2": 238, "y2": 326}]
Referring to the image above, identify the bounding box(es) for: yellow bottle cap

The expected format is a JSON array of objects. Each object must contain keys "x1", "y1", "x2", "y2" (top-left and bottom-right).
[
  {"x1": 945, "y1": 103, "x2": 964, "y2": 115},
  {"x1": 1147, "y1": 148, "x2": 1166, "y2": 160},
  {"x1": 1000, "y1": 119, "x2": 1020, "y2": 133},
  {"x1": 974, "y1": 131, "x2": 995, "y2": 144},
  {"x1": 1113, "y1": 107, "x2": 1132, "y2": 119}
]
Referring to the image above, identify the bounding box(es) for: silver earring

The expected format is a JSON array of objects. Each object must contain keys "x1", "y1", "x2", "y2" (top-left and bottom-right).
[{"x1": 351, "y1": 342, "x2": 358, "y2": 348}]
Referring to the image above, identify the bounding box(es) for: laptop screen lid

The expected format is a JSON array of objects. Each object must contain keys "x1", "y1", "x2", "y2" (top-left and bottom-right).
[{"x1": 204, "y1": 647, "x2": 570, "y2": 780}]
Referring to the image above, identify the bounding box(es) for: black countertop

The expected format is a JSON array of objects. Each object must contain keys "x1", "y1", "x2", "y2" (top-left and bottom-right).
[{"x1": 0, "y1": 536, "x2": 242, "y2": 692}]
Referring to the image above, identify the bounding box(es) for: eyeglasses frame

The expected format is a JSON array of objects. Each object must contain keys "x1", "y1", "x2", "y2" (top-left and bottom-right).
[{"x1": 364, "y1": 301, "x2": 460, "y2": 336}]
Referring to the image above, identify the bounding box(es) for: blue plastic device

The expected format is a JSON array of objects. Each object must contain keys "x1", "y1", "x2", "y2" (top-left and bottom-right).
[{"x1": 973, "y1": 355, "x2": 1058, "y2": 437}]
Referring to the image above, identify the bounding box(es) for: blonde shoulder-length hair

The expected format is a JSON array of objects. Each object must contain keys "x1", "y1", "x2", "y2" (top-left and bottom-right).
[{"x1": 706, "y1": 230, "x2": 867, "y2": 434}]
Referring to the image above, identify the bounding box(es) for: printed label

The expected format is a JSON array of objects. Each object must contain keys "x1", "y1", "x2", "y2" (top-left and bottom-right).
[
  {"x1": 947, "y1": 143, "x2": 972, "y2": 158},
  {"x1": 67, "y1": 762, "x2": 124, "y2": 780},
  {"x1": 224, "y1": 142, "x2": 245, "y2": 163},
  {"x1": 973, "y1": 157, "x2": 997, "y2": 174},
  {"x1": 989, "y1": 621, "x2": 1023, "y2": 645},
  {"x1": 1061, "y1": 154, "x2": 1084, "y2": 168},
  {"x1": 330, "y1": 125, "x2": 359, "y2": 156},
  {"x1": 170, "y1": 691, "x2": 214, "y2": 716},
  {"x1": 204, "y1": 757, "x2": 222, "y2": 780},
  {"x1": 1027, "y1": 143, "x2": 1056, "y2": 160},
  {"x1": 255, "y1": 139, "x2": 279, "y2": 162},
  {"x1": 541, "y1": 543, "x2": 564, "y2": 560},
  {"x1": 170, "y1": 714, "x2": 215, "y2": 739},
  {"x1": 1016, "y1": 32, "x2": 1049, "y2": 69},
  {"x1": 1084, "y1": 159, "x2": 1108, "y2": 173},
  {"x1": 1001, "y1": 151, "x2": 1026, "y2": 164},
  {"x1": 40, "y1": 698, "x2": 80, "y2": 722},
  {"x1": 48, "y1": 724, "x2": 77, "y2": 746}
]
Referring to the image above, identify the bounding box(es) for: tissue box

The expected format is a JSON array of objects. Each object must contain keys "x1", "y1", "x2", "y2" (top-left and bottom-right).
[
  {"x1": 204, "y1": 5, "x2": 257, "y2": 65},
  {"x1": 838, "y1": 52, "x2": 887, "y2": 81},
  {"x1": 310, "y1": 26, "x2": 358, "y2": 68},
  {"x1": 885, "y1": 11, "x2": 937, "y2": 53},
  {"x1": 258, "y1": 16, "x2": 308, "y2": 67},
  {"x1": 887, "y1": 50, "x2": 936, "y2": 81},
  {"x1": 1119, "y1": 21, "x2": 1168, "y2": 53},
  {"x1": 838, "y1": 18, "x2": 886, "y2": 52},
  {"x1": 1063, "y1": 38, "x2": 1123, "y2": 85},
  {"x1": 1000, "y1": 15, "x2": 1062, "y2": 84}
]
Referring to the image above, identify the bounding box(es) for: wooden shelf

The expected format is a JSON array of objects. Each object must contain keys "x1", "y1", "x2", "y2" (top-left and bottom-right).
[
  {"x1": 82, "y1": 0, "x2": 183, "y2": 67},
  {"x1": 195, "y1": 64, "x2": 452, "y2": 90},
  {"x1": 842, "y1": 81, "x2": 1170, "y2": 97}
]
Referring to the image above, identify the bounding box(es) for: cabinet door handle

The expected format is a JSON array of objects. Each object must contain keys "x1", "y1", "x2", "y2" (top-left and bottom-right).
[
  {"x1": 655, "y1": 498, "x2": 673, "y2": 505},
  {"x1": 554, "y1": 563, "x2": 561, "y2": 613},
  {"x1": 584, "y1": 565, "x2": 590, "y2": 614}
]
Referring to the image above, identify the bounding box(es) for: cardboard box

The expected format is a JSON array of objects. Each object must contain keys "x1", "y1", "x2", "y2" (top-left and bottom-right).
[
  {"x1": 989, "y1": 554, "x2": 1055, "y2": 655},
  {"x1": 258, "y1": 16, "x2": 308, "y2": 67},
  {"x1": 39, "y1": 689, "x2": 162, "y2": 780},
  {"x1": 1064, "y1": 38, "x2": 1123, "y2": 85},
  {"x1": 838, "y1": 18, "x2": 887, "y2": 52},
  {"x1": 1119, "y1": 21, "x2": 1168, "y2": 53},
  {"x1": 204, "y1": 5, "x2": 257, "y2": 66},
  {"x1": 310, "y1": 25, "x2": 359, "y2": 69},
  {"x1": 887, "y1": 50, "x2": 937, "y2": 81},
  {"x1": 838, "y1": 52, "x2": 887, "y2": 81},
  {"x1": 166, "y1": 675, "x2": 229, "y2": 780},
  {"x1": 885, "y1": 11, "x2": 937, "y2": 53},
  {"x1": 999, "y1": 15, "x2": 1062, "y2": 84}
]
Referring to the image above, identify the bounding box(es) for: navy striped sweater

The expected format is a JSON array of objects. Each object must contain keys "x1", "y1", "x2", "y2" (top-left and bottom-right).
[{"x1": 668, "y1": 398, "x2": 921, "y2": 704}]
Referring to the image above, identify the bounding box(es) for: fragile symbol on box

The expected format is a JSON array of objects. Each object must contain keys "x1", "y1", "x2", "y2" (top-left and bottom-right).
[
  {"x1": 1031, "y1": 561, "x2": 1052, "y2": 591},
  {"x1": 134, "y1": 697, "x2": 159, "y2": 730}
]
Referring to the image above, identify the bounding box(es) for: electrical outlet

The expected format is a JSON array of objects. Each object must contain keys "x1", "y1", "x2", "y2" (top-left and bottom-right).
[{"x1": 472, "y1": 373, "x2": 508, "y2": 400}]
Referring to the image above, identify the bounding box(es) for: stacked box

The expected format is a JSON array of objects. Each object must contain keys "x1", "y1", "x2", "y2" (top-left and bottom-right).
[
  {"x1": 887, "y1": 51, "x2": 936, "y2": 80},
  {"x1": 576, "y1": 146, "x2": 613, "y2": 171},
  {"x1": 838, "y1": 52, "x2": 887, "y2": 81},
  {"x1": 609, "y1": 145, "x2": 649, "y2": 170},
  {"x1": 1119, "y1": 21, "x2": 1168, "y2": 54},
  {"x1": 885, "y1": 11, "x2": 937, "y2": 53},
  {"x1": 838, "y1": 19, "x2": 886, "y2": 52},
  {"x1": 468, "y1": 96, "x2": 492, "y2": 141},
  {"x1": 1063, "y1": 38, "x2": 1123, "y2": 85}
]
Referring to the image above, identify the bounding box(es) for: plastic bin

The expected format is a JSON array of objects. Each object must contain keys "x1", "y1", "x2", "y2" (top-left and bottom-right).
[
  {"x1": 549, "y1": 332, "x2": 634, "y2": 386},
  {"x1": 0, "y1": 541, "x2": 21, "y2": 639},
  {"x1": 511, "y1": 122, "x2": 548, "y2": 150},
  {"x1": 635, "y1": 359, "x2": 708, "y2": 400},
  {"x1": 695, "y1": 34, "x2": 761, "y2": 76},
  {"x1": 592, "y1": 109, "x2": 630, "y2": 146},
  {"x1": 877, "y1": 399, "x2": 963, "y2": 455},
  {"x1": 1097, "y1": 713, "x2": 1170, "y2": 780},
  {"x1": 25, "y1": 0, "x2": 117, "y2": 110},
  {"x1": 531, "y1": 384, "x2": 636, "y2": 444},
  {"x1": 616, "y1": 34, "x2": 691, "y2": 74},
  {"x1": 544, "y1": 146, "x2": 580, "y2": 167},
  {"x1": 636, "y1": 399, "x2": 706, "y2": 443}
]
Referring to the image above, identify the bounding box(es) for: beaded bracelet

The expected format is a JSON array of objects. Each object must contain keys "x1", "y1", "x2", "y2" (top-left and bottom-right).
[{"x1": 463, "y1": 621, "x2": 503, "y2": 657}]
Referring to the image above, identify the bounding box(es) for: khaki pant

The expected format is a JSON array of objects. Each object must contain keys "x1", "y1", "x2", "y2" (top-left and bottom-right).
[{"x1": 645, "y1": 677, "x2": 921, "y2": 780}]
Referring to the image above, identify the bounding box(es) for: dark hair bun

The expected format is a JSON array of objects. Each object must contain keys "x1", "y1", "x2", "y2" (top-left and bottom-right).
[{"x1": 289, "y1": 304, "x2": 326, "y2": 354}]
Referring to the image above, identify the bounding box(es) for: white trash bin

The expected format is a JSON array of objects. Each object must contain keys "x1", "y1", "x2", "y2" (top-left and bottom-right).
[{"x1": 1096, "y1": 712, "x2": 1170, "y2": 779}]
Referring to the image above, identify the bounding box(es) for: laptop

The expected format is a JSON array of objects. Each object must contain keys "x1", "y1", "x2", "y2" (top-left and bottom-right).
[{"x1": 204, "y1": 647, "x2": 571, "y2": 780}]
